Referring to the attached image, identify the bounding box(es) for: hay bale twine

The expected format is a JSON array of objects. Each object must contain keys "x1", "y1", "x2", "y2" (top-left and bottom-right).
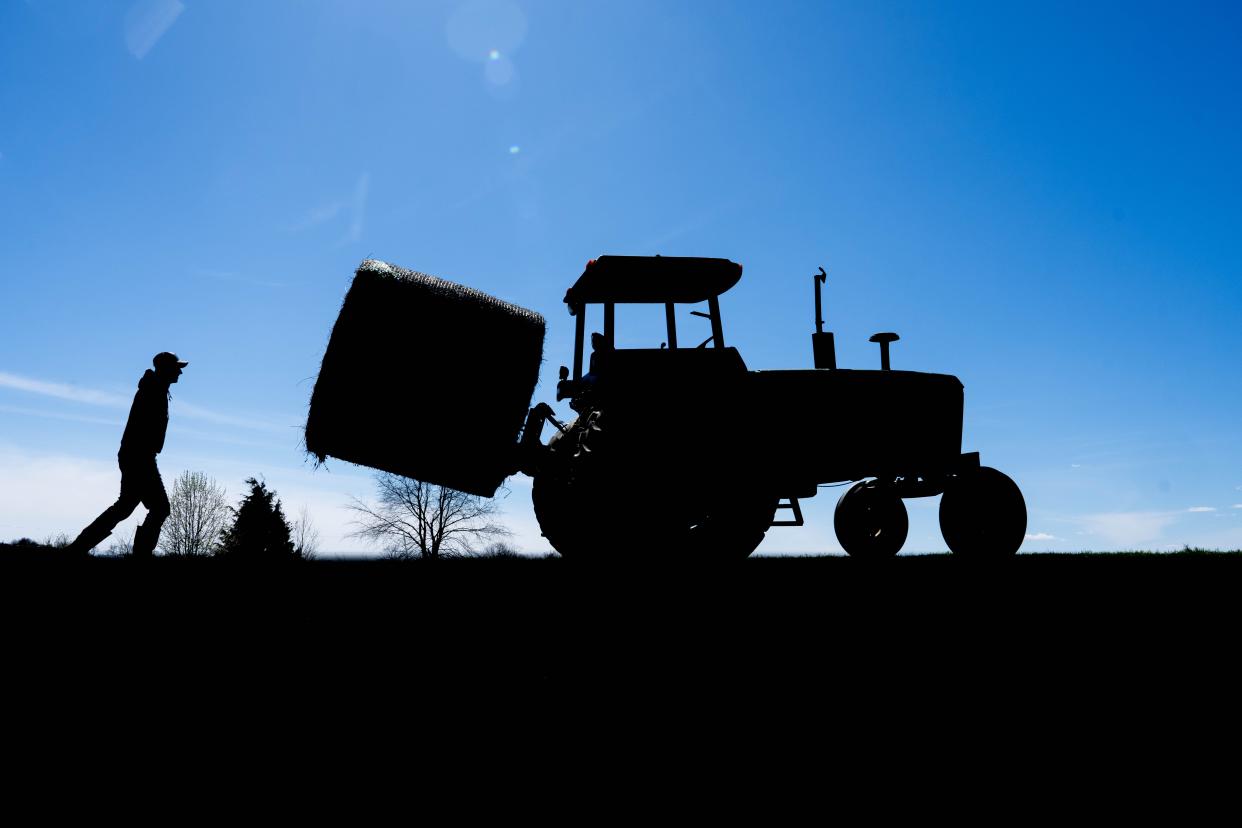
[{"x1": 306, "y1": 259, "x2": 545, "y2": 497}]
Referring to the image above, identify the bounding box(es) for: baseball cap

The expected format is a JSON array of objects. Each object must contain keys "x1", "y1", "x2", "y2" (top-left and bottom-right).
[{"x1": 153, "y1": 352, "x2": 189, "y2": 370}]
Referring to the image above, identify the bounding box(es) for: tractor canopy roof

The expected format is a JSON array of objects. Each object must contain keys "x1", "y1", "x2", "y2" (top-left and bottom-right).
[{"x1": 563, "y1": 255, "x2": 743, "y2": 307}]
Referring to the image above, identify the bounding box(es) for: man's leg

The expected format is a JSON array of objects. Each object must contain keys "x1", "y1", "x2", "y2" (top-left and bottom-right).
[
  {"x1": 132, "y1": 460, "x2": 170, "y2": 558},
  {"x1": 66, "y1": 470, "x2": 143, "y2": 555}
]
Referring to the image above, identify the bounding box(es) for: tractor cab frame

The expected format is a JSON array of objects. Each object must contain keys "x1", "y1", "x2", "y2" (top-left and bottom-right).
[{"x1": 561, "y1": 255, "x2": 742, "y2": 381}]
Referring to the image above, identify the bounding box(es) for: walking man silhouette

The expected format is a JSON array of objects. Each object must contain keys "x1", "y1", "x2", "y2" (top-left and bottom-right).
[{"x1": 66, "y1": 352, "x2": 188, "y2": 557}]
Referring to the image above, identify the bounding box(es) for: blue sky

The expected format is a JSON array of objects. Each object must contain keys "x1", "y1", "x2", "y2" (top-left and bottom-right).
[{"x1": 2, "y1": 0, "x2": 1240, "y2": 554}]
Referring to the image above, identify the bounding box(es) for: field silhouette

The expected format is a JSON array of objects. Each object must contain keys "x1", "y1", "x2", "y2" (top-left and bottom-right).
[{"x1": 2, "y1": 537, "x2": 1235, "y2": 760}]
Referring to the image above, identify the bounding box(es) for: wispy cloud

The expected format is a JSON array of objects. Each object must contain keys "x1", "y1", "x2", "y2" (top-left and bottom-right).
[
  {"x1": 0, "y1": 371, "x2": 129, "y2": 407},
  {"x1": 124, "y1": 0, "x2": 185, "y2": 60},
  {"x1": 173, "y1": 400, "x2": 289, "y2": 435},
  {"x1": 341, "y1": 172, "x2": 369, "y2": 245},
  {"x1": 167, "y1": 424, "x2": 292, "y2": 451},
  {"x1": 1078, "y1": 511, "x2": 1178, "y2": 547},
  {"x1": 1233, "y1": 504, "x2": 1242, "y2": 510},
  {"x1": 285, "y1": 202, "x2": 346, "y2": 233},
  {"x1": 0, "y1": 445, "x2": 142, "y2": 539},
  {"x1": 0, "y1": 403, "x2": 123, "y2": 429},
  {"x1": 191, "y1": 268, "x2": 287, "y2": 289},
  {"x1": 633, "y1": 199, "x2": 741, "y2": 253},
  {"x1": 285, "y1": 173, "x2": 369, "y2": 244},
  {"x1": 0, "y1": 402, "x2": 287, "y2": 450},
  {"x1": 1187, "y1": 506, "x2": 1216, "y2": 513},
  {"x1": 1024, "y1": 532, "x2": 1060, "y2": 541},
  {"x1": 1, "y1": 369, "x2": 288, "y2": 434}
]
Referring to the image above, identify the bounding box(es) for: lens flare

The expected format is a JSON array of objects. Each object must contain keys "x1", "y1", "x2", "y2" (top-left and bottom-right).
[{"x1": 446, "y1": 0, "x2": 528, "y2": 62}]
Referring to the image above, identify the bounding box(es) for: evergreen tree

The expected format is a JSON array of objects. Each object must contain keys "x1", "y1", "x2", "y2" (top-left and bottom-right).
[{"x1": 217, "y1": 478, "x2": 298, "y2": 560}]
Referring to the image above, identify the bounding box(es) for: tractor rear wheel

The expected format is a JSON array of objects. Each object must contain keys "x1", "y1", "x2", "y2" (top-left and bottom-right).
[
  {"x1": 533, "y1": 470, "x2": 777, "y2": 560},
  {"x1": 531, "y1": 464, "x2": 627, "y2": 558},
  {"x1": 531, "y1": 411, "x2": 617, "y2": 558},
  {"x1": 531, "y1": 407, "x2": 777, "y2": 560},
  {"x1": 681, "y1": 491, "x2": 780, "y2": 559},
  {"x1": 531, "y1": 445, "x2": 663, "y2": 559},
  {"x1": 834, "y1": 481, "x2": 909, "y2": 558},
  {"x1": 939, "y1": 466, "x2": 1026, "y2": 558}
]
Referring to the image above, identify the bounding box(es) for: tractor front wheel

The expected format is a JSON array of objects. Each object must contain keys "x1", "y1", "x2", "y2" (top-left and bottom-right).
[
  {"x1": 939, "y1": 466, "x2": 1026, "y2": 558},
  {"x1": 834, "y1": 481, "x2": 909, "y2": 558}
]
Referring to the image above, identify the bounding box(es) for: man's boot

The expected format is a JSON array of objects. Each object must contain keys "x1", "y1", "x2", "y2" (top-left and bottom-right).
[
  {"x1": 132, "y1": 519, "x2": 160, "y2": 559},
  {"x1": 64, "y1": 527, "x2": 112, "y2": 557}
]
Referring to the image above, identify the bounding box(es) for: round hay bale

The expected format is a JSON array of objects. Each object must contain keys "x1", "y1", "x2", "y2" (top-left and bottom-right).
[{"x1": 306, "y1": 260, "x2": 545, "y2": 497}]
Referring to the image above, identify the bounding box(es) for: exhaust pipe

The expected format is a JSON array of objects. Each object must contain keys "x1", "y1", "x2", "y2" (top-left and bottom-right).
[{"x1": 811, "y1": 266, "x2": 836, "y2": 370}]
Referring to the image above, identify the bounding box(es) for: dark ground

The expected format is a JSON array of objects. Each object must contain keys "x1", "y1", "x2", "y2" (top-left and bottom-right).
[
  {"x1": 4, "y1": 549, "x2": 1238, "y2": 697},
  {"x1": 4, "y1": 549, "x2": 1228, "y2": 806},
  {"x1": 4, "y1": 547, "x2": 1240, "y2": 780}
]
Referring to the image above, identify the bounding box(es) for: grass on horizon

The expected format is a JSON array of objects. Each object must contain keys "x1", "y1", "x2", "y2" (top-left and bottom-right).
[{"x1": 2, "y1": 537, "x2": 1241, "y2": 560}]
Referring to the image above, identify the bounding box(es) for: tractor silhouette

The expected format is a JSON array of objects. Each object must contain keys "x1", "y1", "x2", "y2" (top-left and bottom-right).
[{"x1": 306, "y1": 255, "x2": 1026, "y2": 559}]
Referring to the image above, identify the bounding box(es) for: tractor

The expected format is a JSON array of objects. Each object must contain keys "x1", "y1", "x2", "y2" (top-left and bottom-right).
[{"x1": 306, "y1": 255, "x2": 1026, "y2": 559}]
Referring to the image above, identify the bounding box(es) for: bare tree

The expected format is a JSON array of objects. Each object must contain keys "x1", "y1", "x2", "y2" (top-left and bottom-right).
[
  {"x1": 42, "y1": 532, "x2": 71, "y2": 549},
  {"x1": 480, "y1": 541, "x2": 523, "y2": 558},
  {"x1": 347, "y1": 473, "x2": 510, "y2": 559},
  {"x1": 160, "y1": 471, "x2": 230, "y2": 557},
  {"x1": 292, "y1": 504, "x2": 321, "y2": 560},
  {"x1": 104, "y1": 532, "x2": 134, "y2": 558}
]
